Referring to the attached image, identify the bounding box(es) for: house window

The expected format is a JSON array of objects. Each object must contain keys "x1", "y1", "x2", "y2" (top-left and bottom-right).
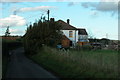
[{"x1": 69, "y1": 31, "x2": 73, "y2": 38}]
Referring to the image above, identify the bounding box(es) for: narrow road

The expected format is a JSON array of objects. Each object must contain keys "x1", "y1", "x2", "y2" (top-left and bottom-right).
[{"x1": 5, "y1": 47, "x2": 58, "y2": 79}]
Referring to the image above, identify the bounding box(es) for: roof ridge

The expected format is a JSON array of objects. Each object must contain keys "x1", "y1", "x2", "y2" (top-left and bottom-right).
[{"x1": 57, "y1": 20, "x2": 77, "y2": 30}]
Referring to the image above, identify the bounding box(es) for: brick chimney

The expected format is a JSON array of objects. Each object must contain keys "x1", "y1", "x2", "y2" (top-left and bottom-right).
[{"x1": 67, "y1": 19, "x2": 70, "y2": 24}]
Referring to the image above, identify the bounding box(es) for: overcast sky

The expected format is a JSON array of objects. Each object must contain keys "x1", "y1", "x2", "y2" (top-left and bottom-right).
[{"x1": 0, "y1": 0, "x2": 119, "y2": 40}]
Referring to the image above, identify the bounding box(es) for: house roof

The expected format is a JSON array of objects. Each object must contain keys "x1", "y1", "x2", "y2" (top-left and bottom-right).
[
  {"x1": 57, "y1": 20, "x2": 77, "y2": 30},
  {"x1": 78, "y1": 28, "x2": 88, "y2": 35},
  {"x1": 57, "y1": 20, "x2": 88, "y2": 35}
]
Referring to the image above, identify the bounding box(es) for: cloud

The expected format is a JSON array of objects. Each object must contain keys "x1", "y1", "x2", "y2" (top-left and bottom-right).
[
  {"x1": 81, "y1": 2, "x2": 97, "y2": 8},
  {"x1": 96, "y1": 2, "x2": 117, "y2": 12},
  {"x1": 9, "y1": 29, "x2": 25, "y2": 35},
  {"x1": 81, "y1": 0, "x2": 118, "y2": 16},
  {"x1": 90, "y1": 11, "x2": 99, "y2": 17},
  {"x1": 68, "y1": 2, "x2": 75, "y2": 6},
  {"x1": 1, "y1": 0, "x2": 48, "y2": 2},
  {"x1": 0, "y1": 15, "x2": 26, "y2": 28},
  {"x1": 13, "y1": 6, "x2": 56, "y2": 14},
  {"x1": 68, "y1": 2, "x2": 78, "y2": 6},
  {"x1": 56, "y1": 0, "x2": 66, "y2": 1},
  {"x1": 2, "y1": 0, "x2": 117, "y2": 2}
]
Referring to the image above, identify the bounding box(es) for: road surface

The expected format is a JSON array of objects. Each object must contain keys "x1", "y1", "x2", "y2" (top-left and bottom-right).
[{"x1": 5, "y1": 47, "x2": 58, "y2": 79}]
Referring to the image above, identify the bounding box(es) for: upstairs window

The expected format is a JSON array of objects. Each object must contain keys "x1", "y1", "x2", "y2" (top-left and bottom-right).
[{"x1": 69, "y1": 31, "x2": 73, "y2": 38}]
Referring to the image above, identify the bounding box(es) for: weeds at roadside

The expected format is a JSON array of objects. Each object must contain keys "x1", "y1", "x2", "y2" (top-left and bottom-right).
[{"x1": 30, "y1": 46, "x2": 118, "y2": 78}]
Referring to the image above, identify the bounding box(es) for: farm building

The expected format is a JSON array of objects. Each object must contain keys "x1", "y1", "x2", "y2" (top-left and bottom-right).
[{"x1": 57, "y1": 19, "x2": 89, "y2": 47}]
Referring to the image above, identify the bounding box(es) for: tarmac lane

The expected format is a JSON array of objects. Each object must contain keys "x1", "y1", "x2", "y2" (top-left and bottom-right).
[{"x1": 5, "y1": 47, "x2": 58, "y2": 79}]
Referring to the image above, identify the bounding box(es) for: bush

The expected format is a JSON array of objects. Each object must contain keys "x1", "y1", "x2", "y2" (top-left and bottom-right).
[
  {"x1": 75, "y1": 44, "x2": 92, "y2": 51},
  {"x1": 82, "y1": 45, "x2": 92, "y2": 50}
]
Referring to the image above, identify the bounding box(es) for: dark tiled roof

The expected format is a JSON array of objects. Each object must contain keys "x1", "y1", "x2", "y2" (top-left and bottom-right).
[
  {"x1": 57, "y1": 20, "x2": 77, "y2": 30},
  {"x1": 78, "y1": 28, "x2": 88, "y2": 35}
]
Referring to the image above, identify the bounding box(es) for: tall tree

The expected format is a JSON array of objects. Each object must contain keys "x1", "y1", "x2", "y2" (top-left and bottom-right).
[{"x1": 5, "y1": 26, "x2": 10, "y2": 36}]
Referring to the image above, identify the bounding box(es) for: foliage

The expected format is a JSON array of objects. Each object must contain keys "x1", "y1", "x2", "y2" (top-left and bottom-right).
[
  {"x1": 100, "y1": 38, "x2": 110, "y2": 45},
  {"x1": 23, "y1": 18, "x2": 62, "y2": 54},
  {"x1": 88, "y1": 38, "x2": 110, "y2": 45},
  {"x1": 29, "y1": 46, "x2": 118, "y2": 78}
]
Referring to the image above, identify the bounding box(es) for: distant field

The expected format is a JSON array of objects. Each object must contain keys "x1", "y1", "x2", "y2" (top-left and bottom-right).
[
  {"x1": 1, "y1": 36, "x2": 20, "y2": 41},
  {"x1": 30, "y1": 46, "x2": 118, "y2": 78}
]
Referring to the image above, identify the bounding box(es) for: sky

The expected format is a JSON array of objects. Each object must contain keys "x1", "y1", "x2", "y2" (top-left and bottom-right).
[{"x1": 0, "y1": 0, "x2": 119, "y2": 40}]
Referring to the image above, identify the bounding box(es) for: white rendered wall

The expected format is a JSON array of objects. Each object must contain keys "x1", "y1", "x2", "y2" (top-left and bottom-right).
[{"x1": 61, "y1": 30, "x2": 78, "y2": 43}]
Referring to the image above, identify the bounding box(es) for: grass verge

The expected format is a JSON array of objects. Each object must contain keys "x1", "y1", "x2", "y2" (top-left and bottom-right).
[{"x1": 28, "y1": 46, "x2": 118, "y2": 79}]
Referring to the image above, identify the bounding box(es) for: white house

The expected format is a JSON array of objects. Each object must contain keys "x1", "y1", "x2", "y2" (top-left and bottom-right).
[{"x1": 57, "y1": 19, "x2": 89, "y2": 47}]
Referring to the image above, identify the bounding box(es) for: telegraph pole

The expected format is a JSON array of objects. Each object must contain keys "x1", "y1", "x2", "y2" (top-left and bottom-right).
[{"x1": 47, "y1": 10, "x2": 50, "y2": 22}]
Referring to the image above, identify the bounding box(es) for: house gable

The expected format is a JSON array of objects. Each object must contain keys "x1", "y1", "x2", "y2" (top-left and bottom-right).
[{"x1": 77, "y1": 28, "x2": 88, "y2": 35}]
